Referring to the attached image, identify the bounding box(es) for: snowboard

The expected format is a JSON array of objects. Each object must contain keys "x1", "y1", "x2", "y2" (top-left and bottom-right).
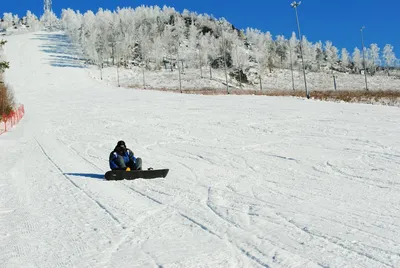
[{"x1": 105, "y1": 169, "x2": 169, "y2": 181}]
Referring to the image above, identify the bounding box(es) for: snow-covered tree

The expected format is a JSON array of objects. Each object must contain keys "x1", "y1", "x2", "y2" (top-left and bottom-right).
[
  {"x1": 151, "y1": 34, "x2": 165, "y2": 69},
  {"x1": 61, "y1": 9, "x2": 82, "y2": 42},
  {"x1": 206, "y1": 33, "x2": 219, "y2": 79},
  {"x1": 287, "y1": 32, "x2": 298, "y2": 90},
  {"x1": 352, "y1": 48, "x2": 362, "y2": 73},
  {"x1": 324, "y1": 41, "x2": 334, "y2": 67},
  {"x1": 341, "y1": 48, "x2": 350, "y2": 69},
  {"x1": 367, "y1": 43, "x2": 380, "y2": 74},
  {"x1": 80, "y1": 11, "x2": 98, "y2": 63},
  {"x1": 330, "y1": 45, "x2": 339, "y2": 65},
  {"x1": 275, "y1": 35, "x2": 288, "y2": 68},
  {"x1": 264, "y1": 32, "x2": 274, "y2": 72},
  {"x1": 246, "y1": 28, "x2": 271, "y2": 89},
  {"x1": 1, "y1": 13, "x2": 14, "y2": 29},
  {"x1": 245, "y1": 28, "x2": 263, "y2": 48},
  {"x1": 383, "y1": 44, "x2": 396, "y2": 75},
  {"x1": 288, "y1": 32, "x2": 298, "y2": 68},
  {"x1": 95, "y1": 9, "x2": 114, "y2": 64},
  {"x1": 198, "y1": 33, "x2": 210, "y2": 78},
  {"x1": 55, "y1": 5, "x2": 400, "y2": 88},
  {"x1": 314, "y1": 41, "x2": 324, "y2": 70},
  {"x1": 12, "y1": 14, "x2": 20, "y2": 26},
  {"x1": 161, "y1": 24, "x2": 175, "y2": 63},
  {"x1": 231, "y1": 30, "x2": 249, "y2": 87},
  {"x1": 25, "y1": 11, "x2": 41, "y2": 31},
  {"x1": 40, "y1": 10, "x2": 59, "y2": 29},
  {"x1": 301, "y1": 36, "x2": 314, "y2": 70},
  {"x1": 187, "y1": 17, "x2": 200, "y2": 72},
  {"x1": 173, "y1": 14, "x2": 186, "y2": 52}
]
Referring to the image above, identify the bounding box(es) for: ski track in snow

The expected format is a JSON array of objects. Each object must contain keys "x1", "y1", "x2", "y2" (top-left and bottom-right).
[
  {"x1": 34, "y1": 137, "x2": 124, "y2": 227},
  {"x1": 0, "y1": 31, "x2": 400, "y2": 267}
]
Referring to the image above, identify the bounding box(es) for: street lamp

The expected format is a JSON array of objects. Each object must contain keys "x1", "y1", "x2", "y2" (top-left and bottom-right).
[
  {"x1": 360, "y1": 26, "x2": 369, "y2": 91},
  {"x1": 291, "y1": 1, "x2": 309, "y2": 99}
]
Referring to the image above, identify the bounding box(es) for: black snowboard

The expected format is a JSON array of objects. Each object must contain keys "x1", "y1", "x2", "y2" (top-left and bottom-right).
[{"x1": 105, "y1": 169, "x2": 169, "y2": 181}]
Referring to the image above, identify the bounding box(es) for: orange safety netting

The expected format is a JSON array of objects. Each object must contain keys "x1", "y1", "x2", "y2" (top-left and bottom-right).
[{"x1": 0, "y1": 104, "x2": 25, "y2": 135}]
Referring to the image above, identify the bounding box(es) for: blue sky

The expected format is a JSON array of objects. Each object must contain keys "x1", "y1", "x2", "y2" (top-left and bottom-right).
[{"x1": 1, "y1": 0, "x2": 399, "y2": 54}]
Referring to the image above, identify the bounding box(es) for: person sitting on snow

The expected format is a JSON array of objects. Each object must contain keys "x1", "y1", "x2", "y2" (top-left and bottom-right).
[{"x1": 109, "y1": 140, "x2": 142, "y2": 171}]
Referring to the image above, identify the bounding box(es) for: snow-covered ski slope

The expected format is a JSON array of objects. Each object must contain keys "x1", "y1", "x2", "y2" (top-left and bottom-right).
[{"x1": 1, "y1": 31, "x2": 400, "y2": 268}]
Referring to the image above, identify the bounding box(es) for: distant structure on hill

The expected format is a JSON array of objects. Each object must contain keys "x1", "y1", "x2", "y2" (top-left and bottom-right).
[{"x1": 44, "y1": 0, "x2": 52, "y2": 13}]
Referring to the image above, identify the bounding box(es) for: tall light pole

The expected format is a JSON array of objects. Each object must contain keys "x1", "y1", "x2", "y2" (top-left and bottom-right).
[
  {"x1": 44, "y1": 0, "x2": 52, "y2": 13},
  {"x1": 43, "y1": 0, "x2": 52, "y2": 29},
  {"x1": 360, "y1": 26, "x2": 369, "y2": 91},
  {"x1": 291, "y1": 1, "x2": 309, "y2": 99}
]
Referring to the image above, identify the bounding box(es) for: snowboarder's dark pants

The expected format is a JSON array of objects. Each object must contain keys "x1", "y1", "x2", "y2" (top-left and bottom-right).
[{"x1": 113, "y1": 156, "x2": 142, "y2": 170}]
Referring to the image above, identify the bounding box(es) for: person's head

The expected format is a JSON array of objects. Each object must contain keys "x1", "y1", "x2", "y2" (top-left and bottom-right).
[
  {"x1": 117, "y1": 140, "x2": 126, "y2": 148},
  {"x1": 115, "y1": 140, "x2": 127, "y2": 155}
]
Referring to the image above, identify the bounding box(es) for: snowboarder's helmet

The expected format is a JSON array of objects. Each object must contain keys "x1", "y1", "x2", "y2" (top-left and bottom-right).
[{"x1": 117, "y1": 140, "x2": 126, "y2": 148}]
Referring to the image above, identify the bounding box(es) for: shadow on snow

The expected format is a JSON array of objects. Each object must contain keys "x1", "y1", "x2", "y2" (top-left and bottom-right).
[
  {"x1": 64, "y1": 173, "x2": 105, "y2": 180},
  {"x1": 32, "y1": 33, "x2": 86, "y2": 68}
]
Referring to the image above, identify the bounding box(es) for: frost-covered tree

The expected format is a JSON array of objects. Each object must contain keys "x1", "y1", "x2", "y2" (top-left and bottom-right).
[
  {"x1": 55, "y1": 5, "x2": 400, "y2": 87},
  {"x1": 161, "y1": 24, "x2": 175, "y2": 66},
  {"x1": 275, "y1": 35, "x2": 288, "y2": 68},
  {"x1": 245, "y1": 28, "x2": 263, "y2": 47},
  {"x1": 95, "y1": 9, "x2": 114, "y2": 64},
  {"x1": 204, "y1": 33, "x2": 219, "y2": 79},
  {"x1": 330, "y1": 45, "x2": 339, "y2": 65},
  {"x1": 13, "y1": 14, "x2": 20, "y2": 26},
  {"x1": 288, "y1": 32, "x2": 298, "y2": 67},
  {"x1": 61, "y1": 9, "x2": 82, "y2": 43},
  {"x1": 383, "y1": 44, "x2": 396, "y2": 75},
  {"x1": 80, "y1": 11, "x2": 97, "y2": 62},
  {"x1": 288, "y1": 32, "x2": 298, "y2": 90},
  {"x1": 40, "y1": 10, "x2": 59, "y2": 29},
  {"x1": 324, "y1": 41, "x2": 334, "y2": 67},
  {"x1": 246, "y1": 28, "x2": 271, "y2": 89},
  {"x1": 367, "y1": 43, "x2": 380, "y2": 74},
  {"x1": 151, "y1": 34, "x2": 164, "y2": 69},
  {"x1": 172, "y1": 14, "x2": 186, "y2": 89},
  {"x1": 137, "y1": 24, "x2": 151, "y2": 67},
  {"x1": 264, "y1": 32, "x2": 274, "y2": 72},
  {"x1": 231, "y1": 30, "x2": 248, "y2": 87},
  {"x1": 198, "y1": 33, "x2": 210, "y2": 78},
  {"x1": 341, "y1": 48, "x2": 350, "y2": 69},
  {"x1": 187, "y1": 18, "x2": 201, "y2": 73},
  {"x1": 25, "y1": 11, "x2": 41, "y2": 31},
  {"x1": 301, "y1": 36, "x2": 314, "y2": 70},
  {"x1": 314, "y1": 41, "x2": 324, "y2": 70},
  {"x1": 1, "y1": 13, "x2": 14, "y2": 29},
  {"x1": 136, "y1": 25, "x2": 151, "y2": 86},
  {"x1": 352, "y1": 48, "x2": 362, "y2": 73}
]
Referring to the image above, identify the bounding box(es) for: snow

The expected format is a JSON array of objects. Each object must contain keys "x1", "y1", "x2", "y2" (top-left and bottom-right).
[{"x1": 1, "y1": 31, "x2": 400, "y2": 267}]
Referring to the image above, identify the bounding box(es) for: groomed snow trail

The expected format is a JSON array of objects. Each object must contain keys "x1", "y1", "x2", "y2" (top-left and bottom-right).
[{"x1": 1, "y1": 32, "x2": 399, "y2": 268}]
